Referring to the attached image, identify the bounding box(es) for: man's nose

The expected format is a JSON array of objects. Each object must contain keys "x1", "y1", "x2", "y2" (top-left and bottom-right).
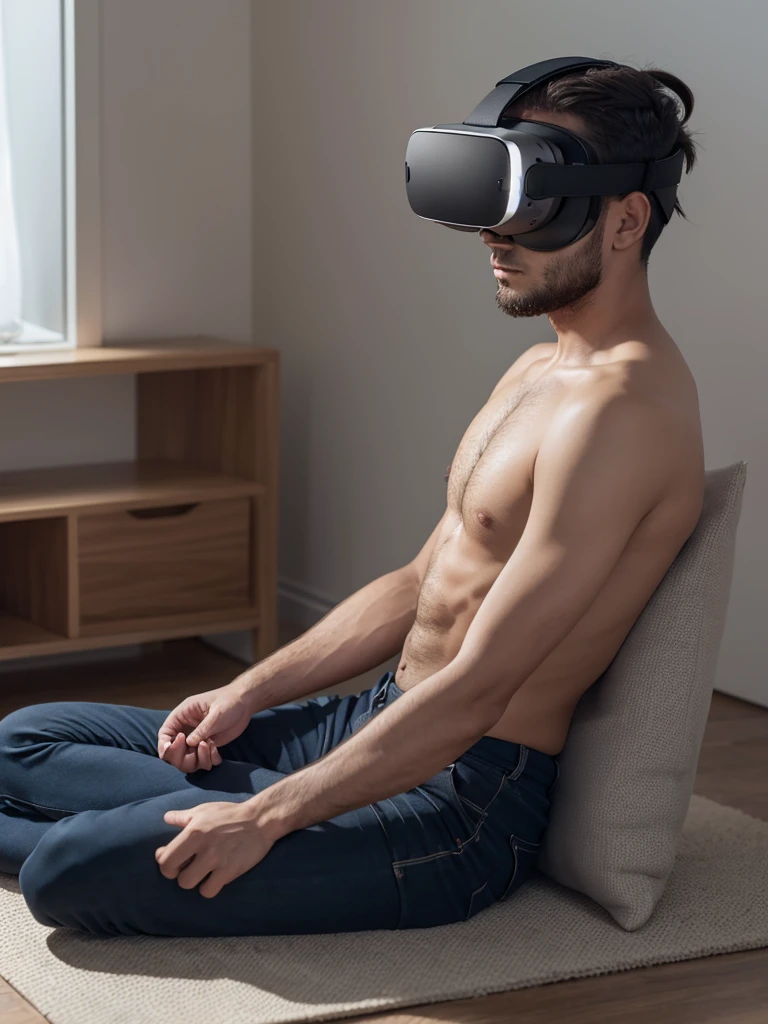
[{"x1": 480, "y1": 229, "x2": 510, "y2": 248}]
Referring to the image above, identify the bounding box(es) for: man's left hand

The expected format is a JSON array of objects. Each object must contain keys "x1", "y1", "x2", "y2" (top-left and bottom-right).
[{"x1": 155, "y1": 800, "x2": 275, "y2": 898}]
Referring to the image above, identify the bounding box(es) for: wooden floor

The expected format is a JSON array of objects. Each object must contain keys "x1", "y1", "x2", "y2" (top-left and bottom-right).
[{"x1": 0, "y1": 628, "x2": 767, "y2": 1024}]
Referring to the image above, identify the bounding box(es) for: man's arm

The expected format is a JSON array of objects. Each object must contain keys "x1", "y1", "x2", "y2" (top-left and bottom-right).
[
  {"x1": 454, "y1": 386, "x2": 671, "y2": 704},
  {"x1": 246, "y1": 386, "x2": 671, "y2": 842},
  {"x1": 231, "y1": 566, "x2": 421, "y2": 713}
]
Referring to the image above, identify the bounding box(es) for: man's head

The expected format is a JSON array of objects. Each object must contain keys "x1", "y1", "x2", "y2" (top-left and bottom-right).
[{"x1": 481, "y1": 64, "x2": 699, "y2": 319}]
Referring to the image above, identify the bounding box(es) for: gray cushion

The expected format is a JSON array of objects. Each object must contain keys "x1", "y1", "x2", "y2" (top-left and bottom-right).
[{"x1": 537, "y1": 461, "x2": 748, "y2": 931}]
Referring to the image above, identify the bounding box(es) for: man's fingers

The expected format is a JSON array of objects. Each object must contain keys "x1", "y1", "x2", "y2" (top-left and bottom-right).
[
  {"x1": 197, "y1": 740, "x2": 212, "y2": 771},
  {"x1": 186, "y1": 722, "x2": 210, "y2": 745},
  {"x1": 158, "y1": 722, "x2": 187, "y2": 755},
  {"x1": 159, "y1": 730, "x2": 222, "y2": 773},
  {"x1": 176, "y1": 853, "x2": 217, "y2": 890},
  {"x1": 161, "y1": 733, "x2": 188, "y2": 770},
  {"x1": 156, "y1": 828, "x2": 200, "y2": 878},
  {"x1": 199, "y1": 868, "x2": 232, "y2": 899}
]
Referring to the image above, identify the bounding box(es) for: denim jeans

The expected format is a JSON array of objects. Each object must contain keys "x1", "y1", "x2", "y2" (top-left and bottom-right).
[{"x1": 0, "y1": 670, "x2": 560, "y2": 937}]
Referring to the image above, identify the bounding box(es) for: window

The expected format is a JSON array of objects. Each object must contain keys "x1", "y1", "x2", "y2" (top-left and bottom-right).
[{"x1": 0, "y1": 0, "x2": 100, "y2": 351}]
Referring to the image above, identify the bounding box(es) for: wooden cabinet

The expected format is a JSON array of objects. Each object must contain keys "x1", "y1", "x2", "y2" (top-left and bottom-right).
[
  {"x1": 0, "y1": 336, "x2": 279, "y2": 663},
  {"x1": 78, "y1": 497, "x2": 253, "y2": 626}
]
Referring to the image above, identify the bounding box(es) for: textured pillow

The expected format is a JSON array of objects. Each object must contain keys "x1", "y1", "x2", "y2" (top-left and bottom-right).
[{"x1": 537, "y1": 461, "x2": 748, "y2": 931}]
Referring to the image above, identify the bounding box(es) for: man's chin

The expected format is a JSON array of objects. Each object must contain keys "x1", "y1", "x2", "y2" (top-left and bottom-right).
[
  {"x1": 495, "y1": 288, "x2": 548, "y2": 318},
  {"x1": 497, "y1": 305, "x2": 546, "y2": 318}
]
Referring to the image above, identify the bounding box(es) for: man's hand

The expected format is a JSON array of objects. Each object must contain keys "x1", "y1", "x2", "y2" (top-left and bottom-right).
[
  {"x1": 155, "y1": 801, "x2": 276, "y2": 898},
  {"x1": 157, "y1": 683, "x2": 255, "y2": 773}
]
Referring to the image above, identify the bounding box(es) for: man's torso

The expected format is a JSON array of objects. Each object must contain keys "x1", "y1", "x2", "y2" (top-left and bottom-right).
[{"x1": 393, "y1": 339, "x2": 705, "y2": 756}]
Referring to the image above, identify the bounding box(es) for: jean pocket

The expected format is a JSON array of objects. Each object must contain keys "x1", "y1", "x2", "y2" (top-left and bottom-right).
[
  {"x1": 391, "y1": 846, "x2": 493, "y2": 929},
  {"x1": 447, "y1": 760, "x2": 507, "y2": 841},
  {"x1": 446, "y1": 763, "x2": 483, "y2": 832},
  {"x1": 497, "y1": 834, "x2": 541, "y2": 901}
]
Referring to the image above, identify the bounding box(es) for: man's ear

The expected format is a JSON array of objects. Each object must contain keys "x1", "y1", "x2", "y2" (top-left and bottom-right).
[{"x1": 611, "y1": 192, "x2": 652, "y2": 253}]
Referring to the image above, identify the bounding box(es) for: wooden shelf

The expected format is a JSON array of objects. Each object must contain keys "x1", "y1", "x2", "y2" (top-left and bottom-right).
[
  {"x1": 0, "y1": 335, "x2": 276, "y2": 383},
  {"x1": 0, "y1": 459, "x2": 265, "y2": 523},
  {"x1": 0, "y1": 608, "x2": 261, "y2": 662},
  {"x1": 78, "y1": 607, "x2": 260, "y2": 639},
  {"x1": 0, "y1": 336, "x2": 280, "y2": 665},
  {"x1": 0, "y1": 612, "x2": 66, "y2": 651}
]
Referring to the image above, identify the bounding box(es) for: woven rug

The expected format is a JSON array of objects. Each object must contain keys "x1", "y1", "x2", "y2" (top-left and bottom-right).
[{"x1": 1, "y1": 794, "x2": 766, "y2": 1024}]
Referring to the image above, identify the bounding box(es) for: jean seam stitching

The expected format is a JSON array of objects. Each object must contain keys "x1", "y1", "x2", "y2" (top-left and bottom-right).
[
  {"x1": 508, "y1": 744, "x2": 529, "y2": 780},
  {"x1": 0, "y1": 791, "x2": 73, "y2": 816},
  {"x1": 465, "y1": 880, "x2": 491, "y2": 921},
  {"x1": 498, "y1": 833, "x2": 541, "y2": 901},
  {"x1": 458, "y1": 794, "x2": 486, "y2": 815},
  {"x1": 392, "y1": 771, "x2": 506, "y2": 868}
]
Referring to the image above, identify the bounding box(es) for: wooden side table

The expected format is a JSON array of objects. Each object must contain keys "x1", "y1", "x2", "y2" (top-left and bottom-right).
[{"x1": 0, "y1": 336, "x2": 279, "y2": 664}]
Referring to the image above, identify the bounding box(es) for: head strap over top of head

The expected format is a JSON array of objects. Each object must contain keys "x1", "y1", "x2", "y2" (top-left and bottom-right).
[{"x1": 462, "y1": 56, "x2": 620, "y2": 127}]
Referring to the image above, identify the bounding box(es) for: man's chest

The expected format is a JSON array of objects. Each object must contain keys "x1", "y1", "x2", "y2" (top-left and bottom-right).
[{"x1": 445, "y1": 376, "x2": 566, "y2": 550}]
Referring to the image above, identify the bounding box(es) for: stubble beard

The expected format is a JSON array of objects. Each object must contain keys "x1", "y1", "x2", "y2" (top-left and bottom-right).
[{"x1": 494, "y1": 217, "x2": 606, "y2": 319}]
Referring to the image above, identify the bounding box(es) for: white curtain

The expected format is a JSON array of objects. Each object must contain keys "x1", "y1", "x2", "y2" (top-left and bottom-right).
[{"x1": 0, "y1": 0, "x2": 22, "y2": 342}]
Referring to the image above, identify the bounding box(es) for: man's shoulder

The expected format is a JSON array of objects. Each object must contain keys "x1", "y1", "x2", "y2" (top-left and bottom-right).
[
  {"x1": 553, "y1": 371, "x2": 667, "y2": 433},
  {"x1": 541, "y1": 372, "x2": 691, "y2": 519},
  {"x1": 509, "y1": 342, "x2": 558, "y2": 377},
  {"x1": 490, "y1": 342, "x2": 557, "y2": 399}
]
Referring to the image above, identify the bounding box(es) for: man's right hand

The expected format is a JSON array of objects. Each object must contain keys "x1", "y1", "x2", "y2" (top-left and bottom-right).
[{"x1": 157, "y1": 684, "x2": 255, "y2": 773}]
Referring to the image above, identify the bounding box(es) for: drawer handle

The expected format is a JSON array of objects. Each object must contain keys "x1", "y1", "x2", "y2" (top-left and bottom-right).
[{"x1": 127, "y1": 503, "x2": 200, "y2": 519}]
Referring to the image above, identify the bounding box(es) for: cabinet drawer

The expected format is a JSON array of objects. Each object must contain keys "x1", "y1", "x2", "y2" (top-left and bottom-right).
[{"x1": 78, "y1": 497, "x2": 252, "y2": 624}]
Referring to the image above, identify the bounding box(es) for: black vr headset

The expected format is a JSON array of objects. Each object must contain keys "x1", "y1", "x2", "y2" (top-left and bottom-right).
[{"x1": 404, "y1": 56, "x2": 685, "y2": 252}]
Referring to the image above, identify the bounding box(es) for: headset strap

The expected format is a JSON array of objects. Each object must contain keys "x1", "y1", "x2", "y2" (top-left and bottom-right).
[
  {"x1": 463, "y1": 57, "x2": 619, "y2": 127},
  {"x1": 525, "y1": 148, "x2": 685, "y2": 222},
  {"x1": 462, "y1": 56, "x2": 684, "y2": 223}
]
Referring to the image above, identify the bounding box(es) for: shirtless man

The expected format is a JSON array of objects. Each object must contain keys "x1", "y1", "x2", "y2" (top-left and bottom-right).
[{"x1": 1, "y1": 63, "x2": 704, "y2": 938}]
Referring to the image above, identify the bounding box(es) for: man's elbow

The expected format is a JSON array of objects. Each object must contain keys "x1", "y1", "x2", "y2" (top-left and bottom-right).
[{"x1": 448, "y1": 652, "x2": 514, "y2": 735}]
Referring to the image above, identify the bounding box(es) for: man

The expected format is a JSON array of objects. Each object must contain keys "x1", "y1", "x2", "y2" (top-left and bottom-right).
[{"x1": 0, "y1": 63, "x2": 704, "y2": 938}]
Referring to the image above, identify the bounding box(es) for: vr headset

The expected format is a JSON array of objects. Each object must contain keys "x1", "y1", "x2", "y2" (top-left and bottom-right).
[{"x1": 404, "y1": 56, "x2": 685, "y2": 252}]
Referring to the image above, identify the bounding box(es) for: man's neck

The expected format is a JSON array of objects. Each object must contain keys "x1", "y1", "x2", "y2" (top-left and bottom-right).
[{"x1": 547, "y1": 270, "x2": 664, "y2": 366}]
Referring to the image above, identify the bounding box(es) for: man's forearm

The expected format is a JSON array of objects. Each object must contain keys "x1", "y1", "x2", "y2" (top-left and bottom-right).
[
  {"x1": 231, "y1": 566, "x2": 420, "y2": 713},
  {"x1": 244, "y1": 656, "x2": 499, "y2": 842}
]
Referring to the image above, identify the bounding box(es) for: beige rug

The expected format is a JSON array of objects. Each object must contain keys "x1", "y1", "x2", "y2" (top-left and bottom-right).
[{"x1": 1, "y1": 794, "x2": 766, "y2": 1024}]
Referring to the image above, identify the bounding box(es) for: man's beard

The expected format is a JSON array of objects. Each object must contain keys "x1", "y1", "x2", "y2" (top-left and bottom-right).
[{"x1": 495, "y1": 215, "x2": 605, "y2": 319}]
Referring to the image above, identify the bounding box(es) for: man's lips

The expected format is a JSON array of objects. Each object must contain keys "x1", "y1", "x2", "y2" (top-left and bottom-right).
[{"x1": 491, "y1": 260, "x2": 521, "y2": 272}]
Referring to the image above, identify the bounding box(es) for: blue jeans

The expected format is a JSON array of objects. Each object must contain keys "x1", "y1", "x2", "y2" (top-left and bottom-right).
[{"x1": 0, "y1": 670, "x2": 560, "y2": 937}]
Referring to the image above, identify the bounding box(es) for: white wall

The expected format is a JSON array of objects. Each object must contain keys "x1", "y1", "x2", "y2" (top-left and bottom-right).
[
  {"x1": 253, "y1": 0, "x2": 767, "y2": 707},
  {"x1": 0, "y1": 0, "x2": 254, "y2": 668},
  {"x1": 100, "y1": 0, "x2": 252, "y2": 343}
]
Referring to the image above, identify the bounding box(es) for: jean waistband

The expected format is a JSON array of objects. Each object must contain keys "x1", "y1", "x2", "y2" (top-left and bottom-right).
[{"x1": 374, "y1": 670, "x2": 559, "y2": 789}]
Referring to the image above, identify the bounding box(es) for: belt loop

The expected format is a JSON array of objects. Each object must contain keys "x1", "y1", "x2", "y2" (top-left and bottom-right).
[{"x1": 508, "y1": 743, "x2": 529, "y2": 780}]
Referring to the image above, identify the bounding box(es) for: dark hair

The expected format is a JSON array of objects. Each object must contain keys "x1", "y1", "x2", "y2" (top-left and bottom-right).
[{"x1": 502, "y1": 64, "x2": 700, "y2": 269}]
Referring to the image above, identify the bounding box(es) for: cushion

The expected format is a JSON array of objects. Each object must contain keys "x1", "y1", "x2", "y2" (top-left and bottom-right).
[{"x1": 537, "y1": 461, "x2": 748, "y2": 931}]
